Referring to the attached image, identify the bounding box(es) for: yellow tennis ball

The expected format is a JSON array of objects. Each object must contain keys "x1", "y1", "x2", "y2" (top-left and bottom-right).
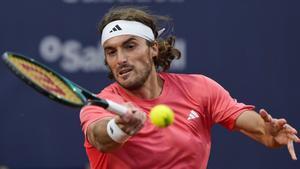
[{"x1": 150, "y1": 104, "x2": 174, "y2": 128}]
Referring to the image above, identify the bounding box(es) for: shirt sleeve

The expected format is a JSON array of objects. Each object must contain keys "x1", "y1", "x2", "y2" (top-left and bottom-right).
[
  {"x1": 80, "y1": 105, "x2": 113, "y2": 136},
  {"x1": 205, "y1": 77, "x2": 255, "y2": 130}
]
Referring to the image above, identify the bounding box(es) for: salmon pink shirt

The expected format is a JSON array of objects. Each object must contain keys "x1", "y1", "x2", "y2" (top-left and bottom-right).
[{"x1": 80, "y1": 73, "x2": 254, "y2": 169}]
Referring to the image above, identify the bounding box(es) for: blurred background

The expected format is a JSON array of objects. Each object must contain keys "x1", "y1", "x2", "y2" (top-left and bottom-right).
[{"x1": 0, "y1": 0, "x2": 299, "y2": 169}]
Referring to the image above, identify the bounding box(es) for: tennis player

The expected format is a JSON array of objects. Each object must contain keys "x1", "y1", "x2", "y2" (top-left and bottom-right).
[{"x1": 80, "y1": 6, "x2": 299, "y2": 169}]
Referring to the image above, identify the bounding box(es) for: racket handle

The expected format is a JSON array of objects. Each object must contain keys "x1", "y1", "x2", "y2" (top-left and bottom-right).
[{"x1": 106, "y1": 100, "x2": 128, "y2": 116}]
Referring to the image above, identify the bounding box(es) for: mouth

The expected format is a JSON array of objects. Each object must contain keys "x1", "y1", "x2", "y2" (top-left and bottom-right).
[{"x1": 118, "y1": 67, "x2": 133, "y2": 78}]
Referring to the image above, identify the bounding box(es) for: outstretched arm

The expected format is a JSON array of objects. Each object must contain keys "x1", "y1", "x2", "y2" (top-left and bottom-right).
[
  {"x1": 86, "y1": 103, "x2": 146, "y2": 152},
  {"x1": 234, "y1": 109, "x2": 300, "y2": 160}
]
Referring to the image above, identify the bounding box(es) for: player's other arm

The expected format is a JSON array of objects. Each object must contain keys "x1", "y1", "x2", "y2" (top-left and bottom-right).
[
  {"x1": 234, "y1": 109, "x2": 300, "y2": 159},
  {"x1": 86, "y1": 105, "x2": 146, "y2": 152}
]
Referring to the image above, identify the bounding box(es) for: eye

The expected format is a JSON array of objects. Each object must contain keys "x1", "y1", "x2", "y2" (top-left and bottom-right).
[
  {"x1": 105, "y1": 49, "x2": 116, "y2": 57},
  {"x1": 124, "y1": 43, "x2": 136, "y2": 49}
]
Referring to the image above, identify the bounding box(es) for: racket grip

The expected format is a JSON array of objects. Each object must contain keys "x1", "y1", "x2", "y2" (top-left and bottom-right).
[{"x1": 106, "y1": 100, "x2": 128, "y2": 116}]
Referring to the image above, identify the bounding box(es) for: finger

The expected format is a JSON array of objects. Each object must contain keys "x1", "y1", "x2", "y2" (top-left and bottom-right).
[
  {"x1": 122, "y1": 104, "x2": 137, "y2": 123},
  {"x1": 129, "y1": 122, "x2": 145, "y2": 135},
  {"x1": 116, "y1": 113, "x2": 137, "y2": 127},
  {"x1": 120, "y1": 112, "x2": 132, "y2": 123},
  {"x1": 126, "y1": 122, "x2": 144, "y2": 136},
  {"x1": 131, "y1": 113, "x2": 147, "y2": 132},
  {"x1": 287, "y1": 140, "x2": 297, "y2": 160},
  {"x1": 276, "y1": 118, "x2": 287, "y2": 128},
  {"x1": 120, "y1": 124, "x2": 136, "y2": 135},
  {"x1": 137, "y1": 112, "x2": 147, "y2": 126},
  {"x1": 122, "y1": 102, "x2": 143, "y2": 122},
  {"x1": 116, "y1": 117, "x2": 143, "y2": 135},
  {"x1": 122, "y1": 113, "x2": 146, "y2": 135},
  {"x1": 271, "y1": 118, "x2": 287, "y2": 129},
  {"x1": 284, "y1": 124, "x2": 298, "y2": 135},
  {"x1": 286, "y1": 133, "x2": 300, "y2": 142},
  {"x1": 259, "y1": 109, "x2": 273, "y2": 122}
]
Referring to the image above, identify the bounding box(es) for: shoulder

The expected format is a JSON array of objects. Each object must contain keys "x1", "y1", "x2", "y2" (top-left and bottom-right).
[
  {"x1": 161, "y1": 72, "x2": 225, "y2": 102},
  {"x1": 161, "y1": 72, "x2": 217, "y2": 88},
  {"x1": 98, "y1": 83, "x2": 121, "y2": 99}
]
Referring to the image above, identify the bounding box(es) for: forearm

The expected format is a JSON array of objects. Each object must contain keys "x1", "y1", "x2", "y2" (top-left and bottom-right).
[
  {"x1": 86, "y1": 106, "x2": 146, "y2": 152},
  {"x1": 235, "y1": 110, "x2": 282, "y2": 148},
  {"x1": 87, "y1": 117, "x2": 123, "y2": 152}
]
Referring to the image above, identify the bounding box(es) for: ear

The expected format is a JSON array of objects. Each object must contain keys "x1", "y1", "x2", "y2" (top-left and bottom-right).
[{"x1": 150, "y1": 42, "x2": 159, "y2": 59}]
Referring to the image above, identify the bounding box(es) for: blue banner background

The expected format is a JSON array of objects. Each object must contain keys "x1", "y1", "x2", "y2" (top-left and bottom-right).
[{"x1": 0, "y1": 0, "x2": 299, "y2": 169}]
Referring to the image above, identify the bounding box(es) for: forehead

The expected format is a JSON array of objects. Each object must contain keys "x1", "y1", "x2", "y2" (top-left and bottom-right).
[{"x1": 102, "y1": 35, "x2": 145, "y2": 48}]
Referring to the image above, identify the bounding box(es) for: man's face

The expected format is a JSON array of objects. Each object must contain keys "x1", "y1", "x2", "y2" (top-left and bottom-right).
[{"x1": 103, "y1": 35, "x2": 158, "y2": 90}]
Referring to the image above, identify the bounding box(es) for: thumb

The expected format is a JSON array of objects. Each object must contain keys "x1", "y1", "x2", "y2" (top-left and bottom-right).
[
  {"x1": 259, "y1": 109, "x2": 272, "y2": 122},
  {"x1": 115, "y1": 113, "x2": 132, "y2": 124}
]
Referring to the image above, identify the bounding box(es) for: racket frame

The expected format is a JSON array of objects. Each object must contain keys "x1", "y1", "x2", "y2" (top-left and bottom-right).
[
  {"x1": 2, "y1": 52, "x2": 129, "y2": 115},
  {"x1": 2, "y1": 52, "x2": 97, "y2": 107}
]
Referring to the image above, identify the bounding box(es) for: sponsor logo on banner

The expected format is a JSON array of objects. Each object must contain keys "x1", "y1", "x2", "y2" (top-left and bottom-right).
[{"x1": 39, "y1": 35, "x2": 186, "y2": 73}]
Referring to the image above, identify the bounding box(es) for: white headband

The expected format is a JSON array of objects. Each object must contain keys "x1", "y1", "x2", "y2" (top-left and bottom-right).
[{"x1": 101, "y1": 20, "x2": 155, "y2": 45}]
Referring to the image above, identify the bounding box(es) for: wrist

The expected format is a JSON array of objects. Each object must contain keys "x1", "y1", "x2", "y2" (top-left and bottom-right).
[{"x1": 106, "y1": 119, "x2": 131, "y2": 144}]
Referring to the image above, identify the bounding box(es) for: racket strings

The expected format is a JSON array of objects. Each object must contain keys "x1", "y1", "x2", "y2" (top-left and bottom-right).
[{"x1": 8, "y1": 56, "x2": 83, "y2": 105}]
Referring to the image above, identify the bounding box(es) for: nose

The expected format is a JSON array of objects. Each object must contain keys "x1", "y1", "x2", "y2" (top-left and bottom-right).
[{"x1": 116, "y1": 50, "x2": 128, "y2": 65}]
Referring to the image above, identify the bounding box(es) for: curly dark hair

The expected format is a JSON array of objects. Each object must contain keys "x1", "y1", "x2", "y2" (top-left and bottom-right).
[{"x1": 98, "y1": 6, "x2": 181, "y2": 79}]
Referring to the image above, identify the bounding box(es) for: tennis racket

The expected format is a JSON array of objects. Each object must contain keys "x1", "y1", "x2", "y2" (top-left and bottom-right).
[{"x1": 2, "y1": 51, "x2": 128, "y2": 116}]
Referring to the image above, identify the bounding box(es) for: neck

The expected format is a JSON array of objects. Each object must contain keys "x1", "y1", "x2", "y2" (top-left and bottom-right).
[{"x1": 125, "y1": 71, "x2": 163, "y2": 99}]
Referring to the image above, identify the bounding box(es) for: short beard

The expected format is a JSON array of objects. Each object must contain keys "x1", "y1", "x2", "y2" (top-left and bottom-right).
[
  {"x1": 119, "y1": 65, "x2": 152, "y2": 90},
  {"x1": 107, "y1": 60, "x2": 153, "y2": 91}
]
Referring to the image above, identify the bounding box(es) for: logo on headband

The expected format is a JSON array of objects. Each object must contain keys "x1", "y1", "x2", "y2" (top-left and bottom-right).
[{"x1": 109, "y1": 25, "x2": 122, "y2": 33}]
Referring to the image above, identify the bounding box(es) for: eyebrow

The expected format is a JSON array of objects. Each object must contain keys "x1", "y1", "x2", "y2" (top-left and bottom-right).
[
  {"x1": 123, "y1": 37, "x2": 137, "y2": 44},
  {"x1": 104, "y1": 37, "x2": 138, "y2": 51}
]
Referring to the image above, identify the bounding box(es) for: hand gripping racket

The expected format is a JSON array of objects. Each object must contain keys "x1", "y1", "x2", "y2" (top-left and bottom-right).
[{"x1": 2, "y1": 52, "x2": 128, "y2": 116}]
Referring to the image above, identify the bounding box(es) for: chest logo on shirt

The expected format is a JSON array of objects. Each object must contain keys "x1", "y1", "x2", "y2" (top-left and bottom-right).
[{"x1": 187, "y1": 110, "x2": 200, "y2": 120}]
